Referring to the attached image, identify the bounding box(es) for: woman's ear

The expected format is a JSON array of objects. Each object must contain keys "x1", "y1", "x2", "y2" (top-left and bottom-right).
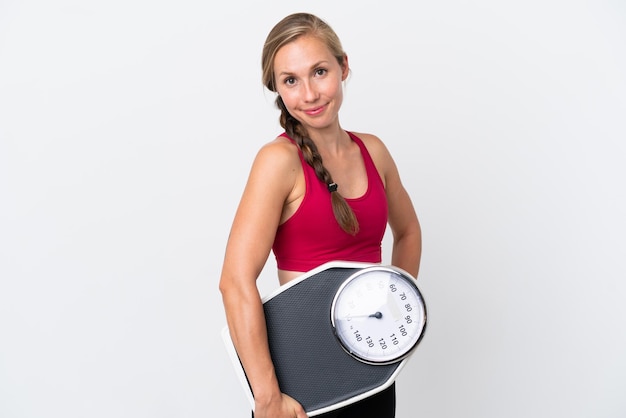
[{"x1": 341, "y1": 54, "x2": 350, "y2": 81}]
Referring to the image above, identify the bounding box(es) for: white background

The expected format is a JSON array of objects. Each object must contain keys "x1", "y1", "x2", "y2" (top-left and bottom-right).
[{"x1": 1, "y1": 1, "x2": 625, "y2": 417}]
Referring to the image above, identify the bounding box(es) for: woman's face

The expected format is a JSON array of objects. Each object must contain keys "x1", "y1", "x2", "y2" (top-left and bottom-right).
[{"x1": 273, "y1": 35, "x2": 348, "y2": 132}]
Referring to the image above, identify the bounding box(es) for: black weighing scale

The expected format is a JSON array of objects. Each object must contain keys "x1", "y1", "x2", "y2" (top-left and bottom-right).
[{"x1": 222, "y1": 261, "x2": 427, "y2": 416}]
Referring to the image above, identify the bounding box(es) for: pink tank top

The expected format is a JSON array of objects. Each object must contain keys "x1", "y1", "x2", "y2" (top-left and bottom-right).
[{"x1": 272, "y1": 131, "x2": 388, "y2": 272}]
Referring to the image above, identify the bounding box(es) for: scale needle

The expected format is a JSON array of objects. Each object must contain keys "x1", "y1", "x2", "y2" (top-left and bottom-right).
[{"x1": 345, "y1": 311, "x2": 383, "y2": 319}]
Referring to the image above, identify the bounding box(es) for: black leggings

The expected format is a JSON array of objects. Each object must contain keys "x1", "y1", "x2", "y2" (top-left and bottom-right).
[{"x1": 251, "y1": 382, "x2": 395, "y2": 418}]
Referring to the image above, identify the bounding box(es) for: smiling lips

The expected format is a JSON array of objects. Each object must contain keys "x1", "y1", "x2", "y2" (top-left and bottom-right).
[{"x1": 304, "y1": 105, "x2": 325, "y2": 116}]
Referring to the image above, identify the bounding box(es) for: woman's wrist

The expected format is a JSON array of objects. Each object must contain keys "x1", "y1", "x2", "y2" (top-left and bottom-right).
[{"x1": 252, "y1": 375, "x2": 282, "y2": 406}]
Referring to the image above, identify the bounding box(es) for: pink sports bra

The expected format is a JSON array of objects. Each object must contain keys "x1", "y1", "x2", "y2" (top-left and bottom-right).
[{"x1": 272, "y1": 131, "x2": 388, "y2": 272}]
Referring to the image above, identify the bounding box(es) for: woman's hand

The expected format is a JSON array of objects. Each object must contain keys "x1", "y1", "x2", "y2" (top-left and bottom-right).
[{"x1": 254, "y1": 392, "x2": 308, "y2": 418}]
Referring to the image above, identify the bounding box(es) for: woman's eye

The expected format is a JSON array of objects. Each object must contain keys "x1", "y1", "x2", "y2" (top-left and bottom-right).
[
  {"x1": 315, "y1": 68, "x2": 327, "y2": 76},
  {"x1": 284, "y1": 77, "x2": 296, "y2": 85}
]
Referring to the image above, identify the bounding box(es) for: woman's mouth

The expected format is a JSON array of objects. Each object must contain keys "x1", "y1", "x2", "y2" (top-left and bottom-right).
[{"x1": 304, "y1": 105, "x2": 325, "y2": 116}]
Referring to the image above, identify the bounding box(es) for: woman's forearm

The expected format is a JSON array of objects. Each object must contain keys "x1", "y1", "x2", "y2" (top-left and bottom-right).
[{"x1": 220, "y1": 279, "x2": 282, "y2": 404}]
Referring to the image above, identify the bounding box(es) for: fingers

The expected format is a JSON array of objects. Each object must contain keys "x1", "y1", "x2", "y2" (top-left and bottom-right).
[
  {"x1": 284, "y1": 394, "x2": 307, "y2": 418},
  {"x1": 290, "y1": 398, "x2": 308, "y2": 418}
]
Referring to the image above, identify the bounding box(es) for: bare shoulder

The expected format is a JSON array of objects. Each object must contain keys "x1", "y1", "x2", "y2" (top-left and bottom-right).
[
  {"x1": 253, "y1": 135, "x2": 300, "y2": 172},
  {"x1": 247, "y1": 135, "x2": 302, "y2": 196},
  {"x1": 349, "y1": 131, "x2": 395, "y2": 170}
]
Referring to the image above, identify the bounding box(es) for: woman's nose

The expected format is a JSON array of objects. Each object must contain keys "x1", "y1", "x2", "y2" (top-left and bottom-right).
[{"x1": 302, "y1": 80, "x2": 319, "y2": 102}]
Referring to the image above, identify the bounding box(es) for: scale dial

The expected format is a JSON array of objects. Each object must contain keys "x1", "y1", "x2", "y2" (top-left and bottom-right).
[{"x1": 331, "y1": 265, "x2": 427, "y2": 365}]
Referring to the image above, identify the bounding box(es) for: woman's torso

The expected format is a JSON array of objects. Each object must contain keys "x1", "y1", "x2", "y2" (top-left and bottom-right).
[{"x1": 272, "y1": 131, "x2": 388, "y2": 284}]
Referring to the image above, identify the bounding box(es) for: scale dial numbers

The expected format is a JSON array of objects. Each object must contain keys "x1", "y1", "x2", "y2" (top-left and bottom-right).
[{"x1": 331, "y1": 266, "x2": 426, "y2": 365}]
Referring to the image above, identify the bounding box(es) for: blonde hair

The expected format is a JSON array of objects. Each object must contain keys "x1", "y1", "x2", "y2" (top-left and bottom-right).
[{"x1": 261, "y1": 13, "x2": 359, "y2": 235}]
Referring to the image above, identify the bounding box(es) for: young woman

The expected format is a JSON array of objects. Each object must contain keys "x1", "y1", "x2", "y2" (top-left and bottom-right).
[{"x1": 219, "y1": 12, "x2": 421, "y2": 418}]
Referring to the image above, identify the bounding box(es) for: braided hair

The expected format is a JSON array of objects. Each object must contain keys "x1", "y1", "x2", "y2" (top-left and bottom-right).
[{"x1": 261, "y1": 13, "x2": 359, "y2": 235}]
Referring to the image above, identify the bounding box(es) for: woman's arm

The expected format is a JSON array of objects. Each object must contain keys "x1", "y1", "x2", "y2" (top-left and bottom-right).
[
  {"x1": 358, "y1": 133, "x2": 422, "y2": 278},
  {"x1": 387, "y1": 174, "x2": 421, "y2": 278},
  {"x1": 219, "y1": 140, "x2": 308, "y2": 418}
]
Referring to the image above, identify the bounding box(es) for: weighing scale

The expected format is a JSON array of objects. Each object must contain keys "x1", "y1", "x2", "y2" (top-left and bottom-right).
[{"x1": 222, "y1": 261, "x2": 427, "y2": 416}]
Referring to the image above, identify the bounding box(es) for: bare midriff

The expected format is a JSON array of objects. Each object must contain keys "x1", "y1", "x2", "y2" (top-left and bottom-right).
[{"x1": 278, "y1": 269, "x2": 305, "y2": 286}]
